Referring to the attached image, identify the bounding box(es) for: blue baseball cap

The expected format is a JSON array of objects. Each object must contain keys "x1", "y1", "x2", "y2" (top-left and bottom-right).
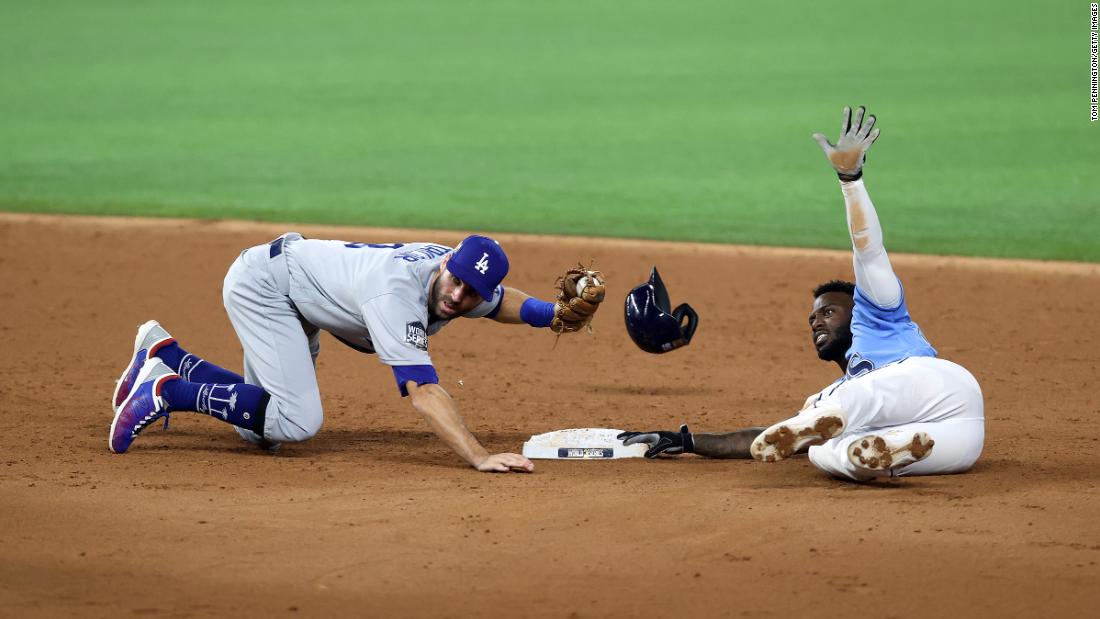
[{"x1": 446, "y1": 235, "x2": 509, "y2": 301}]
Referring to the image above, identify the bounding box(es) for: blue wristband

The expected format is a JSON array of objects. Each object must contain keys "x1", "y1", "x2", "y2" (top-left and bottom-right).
[{"x1": 520, "y1": 298, "x2": 555, "y2": 328}]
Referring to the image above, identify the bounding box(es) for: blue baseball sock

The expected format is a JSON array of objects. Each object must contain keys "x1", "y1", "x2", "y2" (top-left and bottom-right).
[
  {"x1": 157, "y1": 342, "x2": 245, "y2": 384},
  {"x1": 161, "y1": 378, "x2": 269, "y2": 434}
]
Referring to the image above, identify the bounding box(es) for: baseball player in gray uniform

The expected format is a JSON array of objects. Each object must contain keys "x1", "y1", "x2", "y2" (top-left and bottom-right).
[
  {"x1": 110, "y1": 234, "x2": 605, "y2": 473},
  {"x1": 618, "y1": 105, "x2": 985, "y2": 481}
]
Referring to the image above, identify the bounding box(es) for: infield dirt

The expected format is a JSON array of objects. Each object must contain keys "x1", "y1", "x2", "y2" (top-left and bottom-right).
[{"x1": 2, "y1": 213, "x2": 1098, "y2": 618}]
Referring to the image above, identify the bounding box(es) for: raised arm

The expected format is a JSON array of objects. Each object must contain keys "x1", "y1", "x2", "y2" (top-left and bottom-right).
[{"x1": 813, "y1": 105, "x2": 901, "y2": 308}]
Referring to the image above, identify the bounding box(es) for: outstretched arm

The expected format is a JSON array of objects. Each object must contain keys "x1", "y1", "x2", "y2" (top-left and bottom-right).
[
  {"x1": 406, "y1": 381, "x2": 534, "y2": 473},
  {"x1": 489, "y1": 287, "x2": 535, "y2": 324},
  {"x1": 618, "y1": 425, "x2": 765, "y2": 459},
  {"x1": 693, "y1": 428, "x2": 766, "y2": 459},
  {"x1": 813, "y1": 105, "x2": 901, "y2": 308},
  {"x1": 491, "y1": 268, "x2": 606, "y2": 332}
]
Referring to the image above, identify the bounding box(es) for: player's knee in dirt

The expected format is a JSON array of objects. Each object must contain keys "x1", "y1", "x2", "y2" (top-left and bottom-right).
[
  {"x1": 265, "y1": 399, "x2": 324, "y2": 443},
  {"x1": 283, "y1": 416, "x2": 323, "y2": 443}
]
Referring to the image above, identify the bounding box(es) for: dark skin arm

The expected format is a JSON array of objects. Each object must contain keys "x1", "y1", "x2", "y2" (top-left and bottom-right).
[
  {"x1": 691, "y1": 428, "x2": 766, "y2": 459},
  {"x1": 620, "y1": 425, "x2": 768, "y2": 459}
]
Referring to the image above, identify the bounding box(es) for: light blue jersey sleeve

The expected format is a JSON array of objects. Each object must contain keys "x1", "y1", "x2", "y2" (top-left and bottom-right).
[{"x1": 845, "y1": 282, "x2": 936, "y2": 378}]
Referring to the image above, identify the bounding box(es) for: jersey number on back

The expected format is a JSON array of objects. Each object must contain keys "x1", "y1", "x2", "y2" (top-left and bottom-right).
[{"x1": 344, "y1": 243, "x2": 405, "y2": 249}]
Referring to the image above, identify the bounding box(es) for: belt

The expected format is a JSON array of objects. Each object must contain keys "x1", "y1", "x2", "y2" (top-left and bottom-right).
[
  {"x1": 269, "y1": 237, "x2": 286, "y2": 258},
  {"x1": 267, "y1": 232, "x2": 303, "y2": 294}
]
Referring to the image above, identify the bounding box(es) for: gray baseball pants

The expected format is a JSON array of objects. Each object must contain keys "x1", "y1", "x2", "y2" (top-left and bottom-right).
[{"x1": 222, "y1": 233, "x2": 323, "y2": 444}]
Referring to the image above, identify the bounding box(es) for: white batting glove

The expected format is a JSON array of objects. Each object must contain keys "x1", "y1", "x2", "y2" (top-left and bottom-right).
[{"x1": 812, "y1": 105, "x2": 880, "y2": 181}]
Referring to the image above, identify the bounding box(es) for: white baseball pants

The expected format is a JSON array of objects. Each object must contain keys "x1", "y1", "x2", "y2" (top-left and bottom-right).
[{"x1": 807, "y1": 356, "x2": 985, "y2": 481}]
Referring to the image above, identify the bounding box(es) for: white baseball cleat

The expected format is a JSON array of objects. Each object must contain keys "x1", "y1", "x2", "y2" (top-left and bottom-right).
[
  {"x1": 847, "y1": 431, "x2": 934, "y2": 472},
  {"x1": 751, "y1": 408, "x2": 847, "y2": 462}
]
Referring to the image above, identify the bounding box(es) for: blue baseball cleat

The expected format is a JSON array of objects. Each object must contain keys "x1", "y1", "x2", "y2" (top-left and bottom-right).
[
  {"x1": 112, "y1": 320, "x2": 175, "y2": 413},
  {"x1": 109, "y1": 357, "x2": 179, "y2": 454}
]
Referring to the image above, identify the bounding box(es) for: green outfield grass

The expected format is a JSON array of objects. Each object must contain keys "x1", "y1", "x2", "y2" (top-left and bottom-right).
[{"x1": 1, "y1": 1, "x2": 1096, "y2": 260}]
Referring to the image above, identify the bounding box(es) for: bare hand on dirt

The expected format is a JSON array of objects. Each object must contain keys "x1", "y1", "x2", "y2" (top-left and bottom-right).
[{"x1": 476, "y1": 452, "x2": 534, "y2": 473}]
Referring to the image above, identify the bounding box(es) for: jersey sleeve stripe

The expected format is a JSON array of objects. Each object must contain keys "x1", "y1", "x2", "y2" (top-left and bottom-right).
[{"x1": 392, "y1": 364, "x2": 440, "y2": 397}]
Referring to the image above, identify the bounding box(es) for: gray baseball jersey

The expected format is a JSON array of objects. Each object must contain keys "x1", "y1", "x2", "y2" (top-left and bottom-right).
[
  {"x1": 284, "y1": 239, "x2": 502, "y2": 367},
  {"x1": 221, "y1": 233, "x2": 503, "y2": 444}
]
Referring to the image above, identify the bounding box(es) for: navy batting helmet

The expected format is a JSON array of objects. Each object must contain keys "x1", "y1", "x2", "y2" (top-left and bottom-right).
[{"x1": 624, "y1": 267, "x2": 698, "y2": 354}]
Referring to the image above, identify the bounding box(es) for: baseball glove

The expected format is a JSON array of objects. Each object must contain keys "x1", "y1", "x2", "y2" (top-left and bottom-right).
[{"x1": 551, "y1": 265, "x2": 606, "y2": 334}]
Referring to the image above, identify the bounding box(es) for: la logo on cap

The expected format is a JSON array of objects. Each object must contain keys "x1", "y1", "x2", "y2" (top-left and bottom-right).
[
  {"x1": 448, "y1": 234, "x2": 510, "y2": 301},
  {"x1": 475, "y1": 252, "x2": 490, "y2": 274}
]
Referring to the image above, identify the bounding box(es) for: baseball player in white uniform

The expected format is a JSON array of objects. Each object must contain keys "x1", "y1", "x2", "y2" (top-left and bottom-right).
[
  {"x1": 110, "y1": 234, "x2": 603, "y2": 473},
  {"x1": 618, "y1": 106, "x2": 985, "y2": 481}
]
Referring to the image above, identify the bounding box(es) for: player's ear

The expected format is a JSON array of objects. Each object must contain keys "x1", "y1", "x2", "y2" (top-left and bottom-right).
[{"x1": 440, "y1": 254, "x2": 450, "y2": 272}]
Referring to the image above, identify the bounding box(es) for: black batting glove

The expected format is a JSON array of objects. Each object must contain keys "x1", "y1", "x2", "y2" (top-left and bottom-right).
[{"x1": 617, "y1": 424, "x2": 695, "y2": 458}]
